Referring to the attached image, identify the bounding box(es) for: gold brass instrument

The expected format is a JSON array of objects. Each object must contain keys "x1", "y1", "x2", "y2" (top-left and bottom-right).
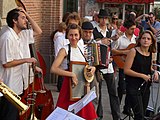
[
  {"x1": 84, "y1": 44, "x2": 95, "y2": 83},
  {"x1": 84, "y1": 65, "x2": 94, "y2": 83},
  {"x1": 26, "y1": 64, "x2": 38, "y2": 120},
  {"x1": 0, "y1": 82, "x2": 29, "y2": 114},
  {"x1": 83, "y1": 44, "x2": 96, "y2": 94},
  {"x1": 83, "y1": 65, "x2": 94, "y2": 94}
]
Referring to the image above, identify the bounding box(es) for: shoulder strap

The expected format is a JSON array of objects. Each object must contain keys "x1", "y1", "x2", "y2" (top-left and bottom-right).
[
  {"x1": 78, "y1": 46, "x2": 88, "y2": 62},
  {"x1": 67, "y1": 44, "x2": 71, "y2": 69},
  {"x1": 67, "y1": 44, "x2": 87, "y2": 67},
  {"x1": 106, "y1": 25, "x2": 112, "y2": 38}
]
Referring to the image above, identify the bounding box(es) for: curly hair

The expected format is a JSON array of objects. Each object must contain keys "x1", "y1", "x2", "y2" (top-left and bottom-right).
[{"x1": 6, "y1": 8, "x2": 20, "y2": 28}]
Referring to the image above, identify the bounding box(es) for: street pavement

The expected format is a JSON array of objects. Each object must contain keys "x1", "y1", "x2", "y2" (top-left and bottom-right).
[{"x1": 45, "y1": 79, "x2": 160, "y2": 120}]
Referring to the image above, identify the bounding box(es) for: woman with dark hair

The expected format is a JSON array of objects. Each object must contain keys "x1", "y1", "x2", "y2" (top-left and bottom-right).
[
  {"x1": 124, "y1": 30, "x2": 159, "y2": 120},
  {"x1": 50, "y1": 24, "x2": 97, "y2": 120}
]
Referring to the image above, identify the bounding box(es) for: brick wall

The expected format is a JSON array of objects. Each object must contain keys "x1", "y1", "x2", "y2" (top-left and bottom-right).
[
  {"x1": 0, "y1": 0, "x2": 2, "y2": 27},
  {"x1": 79, "y1": 0, "x2": 86, "y2": 18},
  {"x1": 21, "y1": 0, "x2": 86, "y2": 83},
  {"x1": 0, "y1": 0, "x2": 85, "y2": 83},
  {"x1": 22, "y1": 0, "x2": 63, "y2": 83}
]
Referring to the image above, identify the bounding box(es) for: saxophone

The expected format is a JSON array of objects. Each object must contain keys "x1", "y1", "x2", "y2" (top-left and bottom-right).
[{"x1": 0, "y1": 82, "x2": 29, "y2": 115}]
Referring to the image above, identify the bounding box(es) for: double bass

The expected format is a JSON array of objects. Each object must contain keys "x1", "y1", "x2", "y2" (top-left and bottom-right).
[
  {"x1": 15, "y1": 0, "x2": 54, "y2": 119},
  {"x1": 20, "y1": 46, "x2": 54, "y2": 120}
]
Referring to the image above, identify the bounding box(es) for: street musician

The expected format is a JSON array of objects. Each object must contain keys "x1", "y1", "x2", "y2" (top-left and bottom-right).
[
  {"x1": 92, "y1": 9, "x2": 121, "y2": 120},
  {"x1": 112, "y1": 19, "x2": 137, "y2": 116},
  {"x1": 81, "y1": 21, "x2": 99, "y2": 109},
  {"x1": 0, "y1": 8, "x2": 42, "y2": 120},
  {"x1": 50, "y1": 23, "x2": 97, "y2": 120}
]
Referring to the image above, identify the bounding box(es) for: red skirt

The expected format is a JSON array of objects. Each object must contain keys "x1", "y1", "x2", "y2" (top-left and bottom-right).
[{"x1": 56, "y1": 77, "x2": 97, "y2": 120}]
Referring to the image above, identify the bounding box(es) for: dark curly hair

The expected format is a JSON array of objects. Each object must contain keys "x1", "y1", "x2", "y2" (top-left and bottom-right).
[
  {"x1": 6, "y1": 8, "x2": 20, "y2": 28},
  {"x1": 123, "y1": 20, "x2": 136, "y2": 29}
]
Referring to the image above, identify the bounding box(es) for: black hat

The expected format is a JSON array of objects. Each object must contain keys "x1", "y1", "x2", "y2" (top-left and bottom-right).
[
  {"x1": 82, "y1": 21, "x2": 94, "y2": 30},
  {"x1": 98, "y1": 9, "x2": 108, "y2": 18}
]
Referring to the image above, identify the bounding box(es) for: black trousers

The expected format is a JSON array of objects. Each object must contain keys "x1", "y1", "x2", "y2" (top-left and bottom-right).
[
  {"x1": 127, "y1": 86, "x2": 150, "y2": 120},
  {"x1": 97, "y1": 73, "x2": 121, "y2": 120},
  {"x1": 0, "y1": 96, "x2": 19, "y2": 120},
  {"x1": 117, "y1": 69, "x2": 126, "y2": 103}
]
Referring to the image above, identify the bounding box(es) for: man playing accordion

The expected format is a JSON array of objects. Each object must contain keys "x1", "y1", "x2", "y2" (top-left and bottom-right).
[
  {"x1": 93, "y1": 8, "x2": 121, "y2": 120},
  {"x1": 81, "y1": 19, "x2": 121, "y2": 120}
]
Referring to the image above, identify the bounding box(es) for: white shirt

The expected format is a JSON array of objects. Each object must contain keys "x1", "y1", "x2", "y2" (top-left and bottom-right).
[
  {"x1": 62, "y1": 45, "x2": 85, "y2": 70},
  {"x1": 54, "y1": 33, "x2": 84, "y2": 57},
  {"x1": 91, "y1": 21, "x2": 99, "y2": 28},
  {"x1": 54, "y1": 34, "x2": 84, "y2": 69},
  {"x1": 54, "y1": 32, "x2": 66, "y2": 57},
  {"x1": 96, "y1": 25, "x2": 109, "y2": 38},
  {"x1": 0, "y1": 26, "x2": 34, "y2": 95},
  {"x1": 19, "y1": 29, "x2": 34, "y2": 90},
  {"x1": 112, "y1": 33, "x2": 136, "y2": 50}
]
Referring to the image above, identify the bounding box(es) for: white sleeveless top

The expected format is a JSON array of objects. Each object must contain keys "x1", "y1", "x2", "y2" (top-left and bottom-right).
[{"x1": 61, "y1": 45, "x2": 86, "y2": 70}]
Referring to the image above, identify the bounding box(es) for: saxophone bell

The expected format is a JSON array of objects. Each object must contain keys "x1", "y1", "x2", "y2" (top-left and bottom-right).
[{"x1": 0, "y1": 82, "x2": 29, "y2": 115}]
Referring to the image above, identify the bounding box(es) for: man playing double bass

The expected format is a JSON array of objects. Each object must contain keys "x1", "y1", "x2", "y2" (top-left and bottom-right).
[
  {"x1": 112, "y1": 19, "x2": 137, "y2": 115},
  {"x1": 0, "y1": 7, "x2": 42, "y2": 120}
]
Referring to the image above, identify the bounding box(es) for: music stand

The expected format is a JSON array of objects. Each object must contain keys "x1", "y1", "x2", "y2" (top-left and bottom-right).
[{"x1": 121, "y1": 110, "x2": 134, "y2": 120}]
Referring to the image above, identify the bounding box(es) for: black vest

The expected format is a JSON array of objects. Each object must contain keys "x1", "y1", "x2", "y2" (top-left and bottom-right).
[{"x1": 93, "y1": 27, "x2": 112, "y2": 40}]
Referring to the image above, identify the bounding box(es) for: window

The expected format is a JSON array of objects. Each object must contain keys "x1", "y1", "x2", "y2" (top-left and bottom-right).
[{"x1": 63, "y1": 0, "x2": 78, "y2": 14}]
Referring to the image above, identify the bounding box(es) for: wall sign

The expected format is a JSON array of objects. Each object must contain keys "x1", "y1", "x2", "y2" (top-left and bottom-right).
[{"x1": 96, "y1": 0, "x2": 154, "y2": 4}]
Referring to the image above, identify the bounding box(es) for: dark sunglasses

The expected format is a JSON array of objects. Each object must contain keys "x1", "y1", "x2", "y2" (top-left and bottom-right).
[{"x1": 112, "y1": 18, "x2": 118, "y2": 20}]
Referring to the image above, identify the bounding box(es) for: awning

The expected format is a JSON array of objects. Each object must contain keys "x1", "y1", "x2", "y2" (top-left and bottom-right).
[{"x1": 96, "y1": 0, "x2": 154, "y2": 4}]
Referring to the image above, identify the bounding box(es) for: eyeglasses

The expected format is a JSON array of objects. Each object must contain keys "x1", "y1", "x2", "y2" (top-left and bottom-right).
[{"x1": 112, "y1": 18, "x2": 118, "y2": 20}]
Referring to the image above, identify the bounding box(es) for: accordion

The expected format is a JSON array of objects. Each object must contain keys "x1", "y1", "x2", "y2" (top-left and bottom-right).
[{"x1": 87, "y1": 43, "x2": 110, "y2": 69}]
